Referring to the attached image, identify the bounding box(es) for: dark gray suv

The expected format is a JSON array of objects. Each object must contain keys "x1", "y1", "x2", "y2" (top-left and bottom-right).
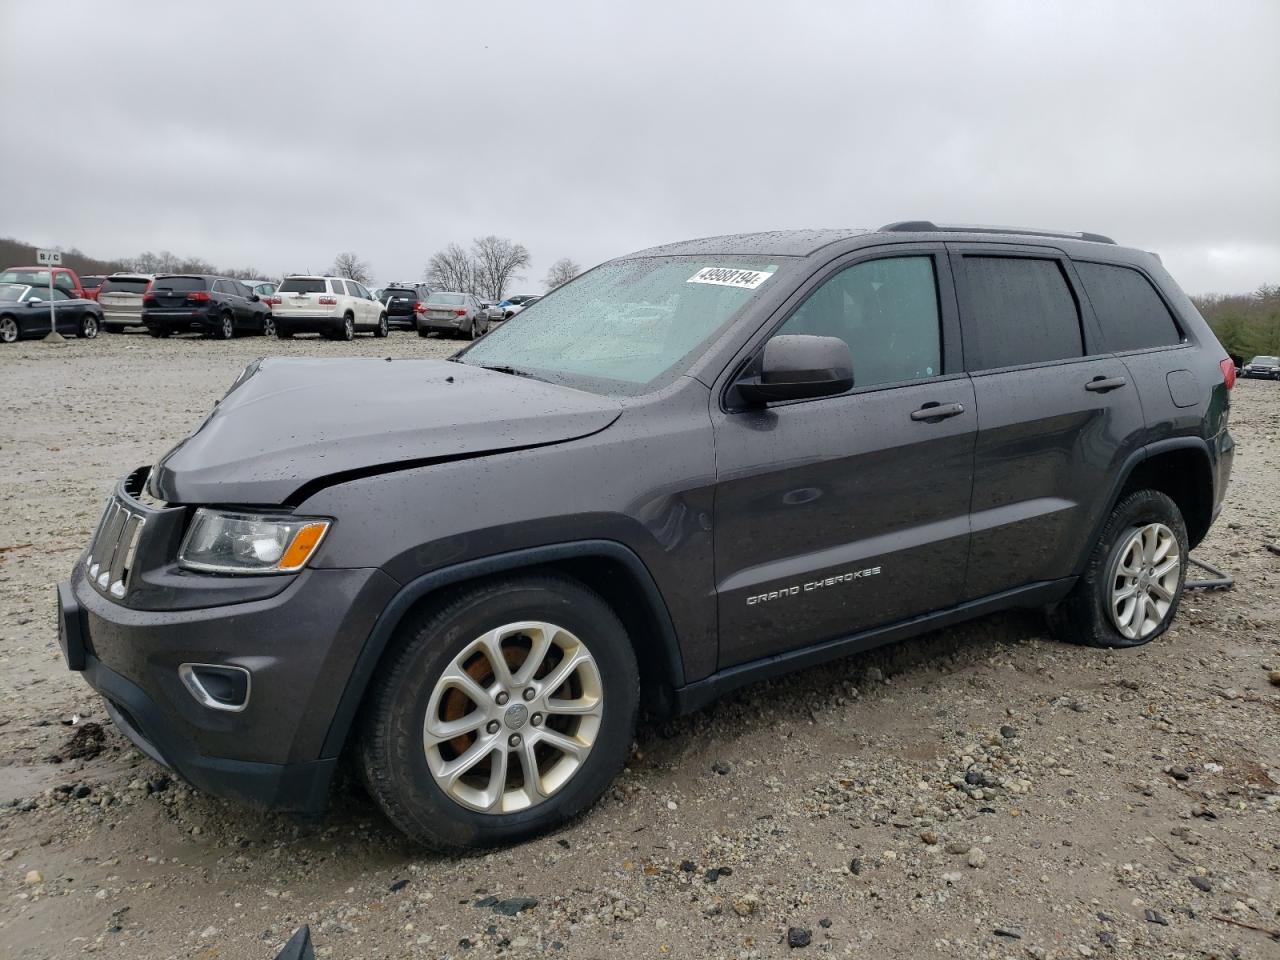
[{"x1": 58, "y1": 222, "x2": 1235, "y2": 849}]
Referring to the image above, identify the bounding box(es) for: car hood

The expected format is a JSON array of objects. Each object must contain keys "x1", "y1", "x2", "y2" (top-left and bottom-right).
[{"x1": 150, "y1": 357, "x2": 622, "y2": 505}]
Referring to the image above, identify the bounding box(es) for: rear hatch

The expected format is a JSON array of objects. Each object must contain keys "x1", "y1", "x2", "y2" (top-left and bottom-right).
[
  {"x1": 98, "y1": 277, "x2": 152, "y2": 317},
  {"x1": 382, "y1": 288, "x2": 418, "y2": 317},
  {"x1": 273, "y1": 277, "x2": 331, "y2": 314},
  {"x1": 425, "y1": 293, "x2": 467, "y2": 321},
  {"x1": 145, "y1": 276, "x2": 208, "y2": 313}
]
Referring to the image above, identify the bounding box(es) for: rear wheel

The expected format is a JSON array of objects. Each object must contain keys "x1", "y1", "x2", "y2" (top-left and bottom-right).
[
  {"x1": 1047, "y1": 489, "x2": 1188, "y2": 648},
  {"x1": 104, "y1": 324, "x2": 123, "y2": 334},
  {"x1": 261, "y1": 315, "x2": 276, "y2": 338},
  {"x1": 338, "y1": 313, "x2": 355, "y2": 341},
  {"x1": 358, "y1": 575, "x2": 639, "y2": 851},
  {"x1": 416, "y1": 327, "x2": 430, "y2": 338},
  {"x1": 0, "y1": 316, "x2": 17, "y2": 344},
  {"x1": 215, "y1": 312, "x2": 234, "y2": 340},
  {"x1": 375, "y1": 313, "x2": 389, "y2": 338},
  {"x1": 148, "y1": 326, "x2": 170, "y2": 339}
]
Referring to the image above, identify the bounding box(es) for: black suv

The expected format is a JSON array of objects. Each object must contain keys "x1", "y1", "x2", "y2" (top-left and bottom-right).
[
  {"x1": 379, "y1": 283, "x2": 431, "y2": 330},
  {"x1": 143, "y1": 275, "x2": 274, "y2": 339},
  {"x1": 59, "y1": 223, "x2": 1234, "y2": 850}
]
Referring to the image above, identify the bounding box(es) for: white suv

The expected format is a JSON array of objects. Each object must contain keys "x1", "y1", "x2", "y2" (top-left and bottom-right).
[{"x1": 269, "y1": 276, "x2": 388, "y2": 340}]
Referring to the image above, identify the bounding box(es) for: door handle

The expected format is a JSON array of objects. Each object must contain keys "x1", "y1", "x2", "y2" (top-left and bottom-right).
[
  {"x1": 1085, "y1": 376, "x2": 1127, "y2": 393},
  {"x1": 910, "y1": 401, "x2": 965, "y2": 421}
]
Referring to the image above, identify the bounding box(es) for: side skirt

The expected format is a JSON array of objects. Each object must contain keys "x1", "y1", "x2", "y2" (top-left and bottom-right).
[{"x1": 671, "y1": 578, "x2": 1075, "y2": 715}]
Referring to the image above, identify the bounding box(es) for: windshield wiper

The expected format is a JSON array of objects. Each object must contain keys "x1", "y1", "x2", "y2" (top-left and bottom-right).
[{"x1": 475, "y1": 363, "x2": 547, "y2": 382}]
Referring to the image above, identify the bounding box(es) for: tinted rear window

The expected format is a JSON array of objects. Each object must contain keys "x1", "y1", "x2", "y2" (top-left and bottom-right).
[
  {"x1": 385, "y1": 288, "x2": 417, "y2": 298},
  {"x1": 960, "y1": 257, "x2": 1082, "y2": 370},
  {"x1": 100, "y1": 278, "x2": 151, "y2": 294},
  {"x1": 81, "y1": 276, "x2": 105, "y2": 286},
  {"x1": 151, "y1": 276, "x2": 207, "y2": 292},
  {"x1": 278, "y1": 278, "x2": 327, "y2": 294},
  {"x1": 431, "y1": 293, "x2": 466, "y2": 305},
  {"x1": 1075, "y1": 262, "x2": 1182, "y2": 352}
]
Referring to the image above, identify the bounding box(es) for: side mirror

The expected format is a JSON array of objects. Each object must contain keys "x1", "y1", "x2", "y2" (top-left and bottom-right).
[
  {"x1": 28, "y1": 297, "x2": 43, "y2": 305},
  {"x1": 736, "y1": 335, "x2": 853, "y2": 405},
  {"x1": 248, "y1": 293, "x2": 260, "y2": 302}
]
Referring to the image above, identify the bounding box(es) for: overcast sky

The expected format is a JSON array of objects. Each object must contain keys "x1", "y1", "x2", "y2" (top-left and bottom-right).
[{"x1": 2, "y1": 0, "x2": 1276, "y2": 294}]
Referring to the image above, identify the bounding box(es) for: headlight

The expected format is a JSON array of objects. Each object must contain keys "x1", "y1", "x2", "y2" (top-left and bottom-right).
[{"x1": 178, "y1": 509, "x2": 331, "y2": 575}]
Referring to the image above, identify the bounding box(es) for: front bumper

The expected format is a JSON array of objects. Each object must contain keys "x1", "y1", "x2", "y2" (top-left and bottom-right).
[{"x1": 60, "y1": 525, "x2": 399, "y2": 812}]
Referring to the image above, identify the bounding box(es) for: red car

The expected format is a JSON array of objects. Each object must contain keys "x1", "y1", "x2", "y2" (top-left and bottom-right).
[
  {"x1": 80, "y1": 275, "x2": 107, "y2": 300},
  {"x1": 0, "y1": 265, "x2": 85, "y2": 299}
]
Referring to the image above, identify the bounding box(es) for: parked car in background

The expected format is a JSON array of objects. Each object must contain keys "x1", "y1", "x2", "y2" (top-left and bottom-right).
[
  {"x1": 143, "y1": 275, "x2": 273, "y2": 339},
  {"x1": 243, "y1": 279, "x2": 278, "y2": 298},
  {"x1": 379, "y1": 283, "x2": 432, "y2": 330},
  {"x1": 98, "y1": 273, "x2": 154, "y2": 332},
  {"x1": 478, "y1": 299, "x2": 506, "y2": 324},
  {"x1": 80, "y1": 275, "x2": 107, "y2": 300},
  {"x1": 0, "y1": 265, "x2": 85, "y2": 299},
  {"x1": 268, "y1": 276, "x2": 388, "y2": 340},
  {"x1": 415, "y1": 291, "x2": 489, "y2": 339},
  {"x1": 1241, "y1": 355, "x2": 1280, "y2": 380},
  {"x1": 0, "y1": 282, "x2": 101, "y2": 343},
  {"x1": 498, "y1": 294, "x2": 540, "y2": 319}
]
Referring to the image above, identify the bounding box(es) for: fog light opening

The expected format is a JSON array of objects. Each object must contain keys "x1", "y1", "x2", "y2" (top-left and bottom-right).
[{"x1": 179, "y1": 663, "x2": 251, "y2": 712}]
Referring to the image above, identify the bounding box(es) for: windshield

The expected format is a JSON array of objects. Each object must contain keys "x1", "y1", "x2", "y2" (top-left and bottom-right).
[
  {"x1": 279, "y1": 277, "x2": 326, "y2": 294},
  {"x1": 0, "y1": 269, "x2": 67, "y2": 287},
  {"x1": 457, "y1": 256, "x2": 785, "y2": 395},
  {"x1": 0, "y1": 283, "x2": 26, "y2": 302},
  {"x1": 152, "y1": 276, "x2": 207, "y2": 292},
  {"x1": 1251, "y1": 356, "x2": 1279, "y2": 364},
  {"x1": 430, "y1": 292, "x2": 467, "y2": 305},
  {"x1": 100, "y1": 277, "x2": 151, "y2": 295}
]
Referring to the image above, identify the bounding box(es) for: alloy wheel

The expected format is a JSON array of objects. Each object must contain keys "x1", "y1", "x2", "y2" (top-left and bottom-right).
[
  {"x1": 344, "y1": 316, "x2": 354, "y2": 340},
  {"x1": 0, "y1": 317, "x2": 17, "y2": 343},
  {"x1": 262, "y1": 316, "x2": 276, "y2": 338},
  {"x1": 423, "y1": 621, "x2": 603, "y2": 814},
  {"x1": 1108, "y1": 522, "x2": 1180, "y2": 640},
  {"x1": 221, "y1": 314, "x2": 234, "y2": 339},
  {"x1": 82, "y1": 316, "x2": 99, "y2": 339}
]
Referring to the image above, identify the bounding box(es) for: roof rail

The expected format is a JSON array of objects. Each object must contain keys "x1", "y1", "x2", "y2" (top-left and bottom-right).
[{"x1": 878, "y1": 220, "x2": 1116, "y2": 245}]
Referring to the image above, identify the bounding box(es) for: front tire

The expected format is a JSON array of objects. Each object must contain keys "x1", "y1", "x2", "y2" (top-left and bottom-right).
[
  {"x1": 78, "y1": 315, "x2": 99, "y2": 339},
  {"x1": 358, "y1": 575, "x2": 639, "y2": 851},
  {"x1": 0, "y1": 316, "x2": 17, "y2": 344},
  {"x1": 1047, "y1": 489, "x2": 1188, "y2": 648}
]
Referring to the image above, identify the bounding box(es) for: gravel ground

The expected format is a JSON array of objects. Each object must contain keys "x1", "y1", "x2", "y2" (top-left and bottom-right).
[{"x1": 1, "y1": 332, "x2": 1278, "y2": 960}]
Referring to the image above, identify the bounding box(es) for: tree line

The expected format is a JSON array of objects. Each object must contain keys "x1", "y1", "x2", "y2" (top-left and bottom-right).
[
  {"x1": 1, "y1": 235, "x2": 581, "y2": 302},
  {"x1": 1191, "y1": 284, "x2": 1280, "y2": 360}
]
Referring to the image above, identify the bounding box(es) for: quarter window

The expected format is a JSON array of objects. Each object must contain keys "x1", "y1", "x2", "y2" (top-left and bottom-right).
[
  {"x1": 960, "y1": 257, "x2": 1082, "y2": 370},
  {"x1": 774, "y1": 256, "x2": 942, "y2": 388},
  {"x1": 1075, "y1": 261, "x2": 1182, "y2": 352}
]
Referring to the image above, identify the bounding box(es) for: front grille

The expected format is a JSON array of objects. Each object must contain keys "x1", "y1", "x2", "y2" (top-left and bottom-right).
[{"x1": 86, "y1": 498, "x2": 146, "y2": 599}]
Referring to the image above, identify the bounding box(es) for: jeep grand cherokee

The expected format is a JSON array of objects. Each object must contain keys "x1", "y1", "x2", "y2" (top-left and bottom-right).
[{"x1": 59, "y1": 222, "x2": 1235, "y2": 850}]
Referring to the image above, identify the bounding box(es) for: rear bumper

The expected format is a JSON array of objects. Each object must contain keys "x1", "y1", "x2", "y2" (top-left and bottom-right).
[
  {"x1": 143, "y1": 308, "x2": 216, "y2": 332},
  {"x1": 416, "y1": 316, "x2": 466, "y2": 332},
  {"x1": 101, "y1": 310, "x2": 143, "y2": 326},
  {"x1": 275, "y1": 312, "x2": 344, "y2": 332}
]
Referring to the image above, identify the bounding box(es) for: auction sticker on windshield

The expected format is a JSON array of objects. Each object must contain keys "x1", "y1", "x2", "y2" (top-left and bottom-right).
[{"x1": 687, "y1": 266, "x2": 775, "y2": 289}]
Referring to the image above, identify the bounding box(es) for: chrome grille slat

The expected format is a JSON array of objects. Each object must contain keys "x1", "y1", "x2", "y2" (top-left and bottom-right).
[{"x1": 86, "y1": 495, "x2": 147, "y2": 601}]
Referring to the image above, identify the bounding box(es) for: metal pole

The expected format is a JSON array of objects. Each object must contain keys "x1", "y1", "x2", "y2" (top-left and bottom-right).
[{"x1": 43, "y1": 259, "x2": 65, "y2": 342}]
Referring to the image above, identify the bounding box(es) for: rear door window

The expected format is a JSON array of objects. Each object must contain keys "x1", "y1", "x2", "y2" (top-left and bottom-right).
[
  {"x1": 1075, "y1": 261, "x2": 1183, "y2": 352},
  {"x1": 278, "y1": 278, "x2": 326, "y2": 294},
  {"x1": 958, "y1": 256, "x2": 1083, "y2": 370},
  {"x1": 100, "y1": 278, "x2": 152, "y2": 295}
]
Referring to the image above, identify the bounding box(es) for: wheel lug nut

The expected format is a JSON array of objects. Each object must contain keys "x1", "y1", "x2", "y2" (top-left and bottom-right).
[
  {"x1": 522, "y1": 687, "x2": 536, "y2": 701},
  {"x1": 531, "y1": 713, "x2": 543, "y2": 726},
  {"x1": 486, "y1": 720, "x2": 500, "y2": 735},
  {"x1": 508, "y1": 734, "x2": 521, "y2": 747},
  {"x1": 495, "y1": 691, "x2": 509, "y2": 706}
]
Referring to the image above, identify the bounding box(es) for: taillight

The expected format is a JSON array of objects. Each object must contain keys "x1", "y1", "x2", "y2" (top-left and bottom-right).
[
  {"x1": 187, "y1": 291, "x2": 212, "y2": 302},
  {"x1": 414, "y1": 302, "x2": 427, "y2": 313},
  {"x1": 1220, "y1": 358, "x2": 1236, "y2": 390},
  {"x1": 143, "y1": 295, "x2": 158, "y2": 306},
  {"x1": 264, "y1": 296, "x2": 281, "y2": 306},
  {"x1": 319, "y1": 296, "x2": 338, "y2": 305},
  {"x1": 453, "y1": 308, "x2": 467, "y2": 316}
]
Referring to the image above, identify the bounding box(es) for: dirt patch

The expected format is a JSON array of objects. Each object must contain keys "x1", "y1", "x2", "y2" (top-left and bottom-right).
[{"x1": 47, "y1": 722, "x2": 106, "y2": 763}]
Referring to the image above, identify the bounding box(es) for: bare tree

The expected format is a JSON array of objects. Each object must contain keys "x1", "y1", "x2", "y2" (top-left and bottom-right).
[
  {"x1": 330, "y1": 251, "x2": 372, "y2": 285},
  {"x1": 424, "y1": 243, "x2": 476, "y2": 293},
  {"x1": 544, "y1": 257, "x2": 581, "y2": 291},
  {"x1": 471, "y1": 235, "x2": 531, "y2": 301}
]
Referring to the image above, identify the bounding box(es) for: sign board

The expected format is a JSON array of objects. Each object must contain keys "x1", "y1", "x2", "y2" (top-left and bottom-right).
[{"x1": 37, "y1": 249, "x2": 62, "y2": 266}]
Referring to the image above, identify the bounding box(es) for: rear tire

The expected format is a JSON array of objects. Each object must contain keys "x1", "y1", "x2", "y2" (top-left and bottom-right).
[
  {"x1": 275, "y1": 326, "x2": 293, "y2": 339},
  {"x1": 375, "y1": 313, "x2": 389, "y2": 338},
  {"x1": 215, "y1": 312, "x2": 234, "y2": 340},
  {"x1": 1047, "y1": 489, "x2": 1188, "y2": 648},
  {"x1": 261, "y1": 315, "x2": 276, "y2": 338},
  {"x1": 338, "y1": 313, "x2": 355, "y2": 341},
  {"x1": 147, "y1": 326, "x2": 170, "y2": 339},
  {"x1": 358, "y1": 575, "x2": 639, "y2": 851},
  {"x1": 416, "y1": 327, "x2": 430, "y2": 338}
]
